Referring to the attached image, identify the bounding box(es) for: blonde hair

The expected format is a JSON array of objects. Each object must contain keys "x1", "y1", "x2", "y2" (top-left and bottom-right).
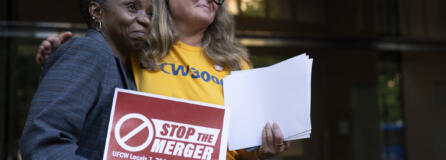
[{"x1": 137, "y1": 0, "x2": 251, "y2": 71}]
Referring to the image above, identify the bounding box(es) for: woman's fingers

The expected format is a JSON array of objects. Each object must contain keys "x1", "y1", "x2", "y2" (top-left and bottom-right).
[
  {"x1": 59, "y1": 32, "x2": 73, "y2": 44},
  {"x1": 36, "y1": 47, "x2": 43, "y2": 64},
  {"x1": 49, "y1": 32, "x2": 72, "y2": 52},
  {"x1": 258, "y1": 122, "x2": 291, "y2": 159},
  {"x1": 272, "y1": 122, "x2": 284, "y2": 148},
  {"x1": 36, "y1": 32, "x2": 73, "y2": 64},
  {"x1": 266, "y1": 122, "x2": 274, "y2": 149},
  {"x1": 42, "y1": 40, "x2": 53, "y2": 54},
  {"x1": 36, "y1": 40, "x2": 51, "y2": 64},
  {"x1": 262, "y1": 122, "x2": 274, "y2": 154},
  {"x1": 262, "y1": 123, "x2": 268, "y2": 149},
  {"x1": 259, "y1": 123, "x2": 274, "y2": 160},
  {"x1": 48, "y1": 36, "x2": 61, "y2": 51}
]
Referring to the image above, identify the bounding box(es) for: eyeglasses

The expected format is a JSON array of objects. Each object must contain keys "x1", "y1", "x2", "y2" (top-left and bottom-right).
[{"x1": 214, "y1": 0, "x2": 225, "y2": 6}]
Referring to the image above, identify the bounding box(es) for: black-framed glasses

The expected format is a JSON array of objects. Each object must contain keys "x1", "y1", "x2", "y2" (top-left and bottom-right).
[{"x1": 214, "y1": 0, "x2": 225, "y2": 6}]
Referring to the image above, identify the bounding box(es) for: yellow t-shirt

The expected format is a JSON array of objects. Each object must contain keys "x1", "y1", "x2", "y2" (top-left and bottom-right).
[{"x1": 131, "y1": 41, "x2": 254, "y2": 160}]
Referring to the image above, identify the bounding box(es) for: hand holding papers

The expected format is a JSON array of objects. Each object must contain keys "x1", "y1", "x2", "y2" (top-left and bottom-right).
[{"x1": 223, "y1": 54, "x2": 313, "y2": 150}]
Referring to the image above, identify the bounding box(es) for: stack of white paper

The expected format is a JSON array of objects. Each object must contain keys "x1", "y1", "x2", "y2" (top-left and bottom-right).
[{"x1": 223, "y1": 53, "x2": 313, "y2": 151}]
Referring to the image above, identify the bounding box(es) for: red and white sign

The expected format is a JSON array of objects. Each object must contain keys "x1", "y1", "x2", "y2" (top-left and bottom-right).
[{"x1": 103, "y1": 89, "x2": 229, "y2": 160}]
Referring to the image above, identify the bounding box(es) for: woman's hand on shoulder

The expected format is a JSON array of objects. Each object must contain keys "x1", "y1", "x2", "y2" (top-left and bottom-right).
[
  {"x1": 36, "y1": 32, "x2": 73, "y2": 64},
  {"x1": 257, "y1": 122, "x2": 291, "y2": 160}
]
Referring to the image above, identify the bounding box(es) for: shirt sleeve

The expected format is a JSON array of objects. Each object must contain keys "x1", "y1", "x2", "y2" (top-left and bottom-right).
[{"x1": 20, "y1": 43, "x2": 106, "y2": 160}]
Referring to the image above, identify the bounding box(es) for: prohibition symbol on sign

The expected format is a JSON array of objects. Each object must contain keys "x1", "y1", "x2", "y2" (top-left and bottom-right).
[{"x1": 114, "y1": 113, "x2": 154, "y2": 152}]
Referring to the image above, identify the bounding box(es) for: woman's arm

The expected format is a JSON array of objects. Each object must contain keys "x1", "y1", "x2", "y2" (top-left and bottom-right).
[{"x1": 21, "y1": 39, "x2": 105, "y2": 159}]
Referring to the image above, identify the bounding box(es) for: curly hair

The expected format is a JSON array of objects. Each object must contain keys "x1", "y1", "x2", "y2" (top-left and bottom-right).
[{"x1": 137, "y1": 0, "x2": 251, "y2": 71}]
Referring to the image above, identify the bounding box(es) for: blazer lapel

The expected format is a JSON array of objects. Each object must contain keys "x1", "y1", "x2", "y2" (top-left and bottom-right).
[{"x1": 115, "y1": 58, "x2": 136, "y2": 90}]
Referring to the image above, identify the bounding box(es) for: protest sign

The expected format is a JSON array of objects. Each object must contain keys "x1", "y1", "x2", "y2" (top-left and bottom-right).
[{"x1": 103, "y1": 89, "x2": 229, "y2": 160}]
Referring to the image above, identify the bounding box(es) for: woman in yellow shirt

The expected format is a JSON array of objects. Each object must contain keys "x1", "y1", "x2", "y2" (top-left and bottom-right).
[
  {"x1": 132, "y1": 0, "x2": 289, "y2": 160},
  {"x1": 134, "y1": 1, "x2": 290, "y2": 159},
  {"x1": 36, "y1": 0, "x2": 290, "y2": 159}
]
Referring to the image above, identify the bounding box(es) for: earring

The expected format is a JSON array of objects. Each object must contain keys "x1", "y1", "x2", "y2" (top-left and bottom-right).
[
  {"x1": 92, "y1": 16, "x2": 102, "y2": 32},
  {"x1": 97, "y1": 20, "x2": 102, "y2": 32}
]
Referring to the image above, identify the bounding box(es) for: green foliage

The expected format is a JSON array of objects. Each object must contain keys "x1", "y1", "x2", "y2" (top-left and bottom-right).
[{"x1": 377, "y1": 61, "x2": 402, "y2": 123}]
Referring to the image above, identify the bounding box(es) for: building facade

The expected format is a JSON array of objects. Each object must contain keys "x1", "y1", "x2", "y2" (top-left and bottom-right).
[{"x1": 1, "y1": 0, "x2": 446, "y2": 160}]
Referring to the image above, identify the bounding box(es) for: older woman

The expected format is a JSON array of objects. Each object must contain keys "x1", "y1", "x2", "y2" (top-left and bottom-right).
[
  {"x1": 21, "y1": 0, "x2": 152, "y2": 159},
  {"x1": 34, "y1": 0, "x2": 290, "y2": 159}
]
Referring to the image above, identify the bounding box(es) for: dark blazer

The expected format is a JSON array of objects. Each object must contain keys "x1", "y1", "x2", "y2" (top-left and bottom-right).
[{"x1": 21, "y1": 29, "x2": 136, "y2": 160}]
